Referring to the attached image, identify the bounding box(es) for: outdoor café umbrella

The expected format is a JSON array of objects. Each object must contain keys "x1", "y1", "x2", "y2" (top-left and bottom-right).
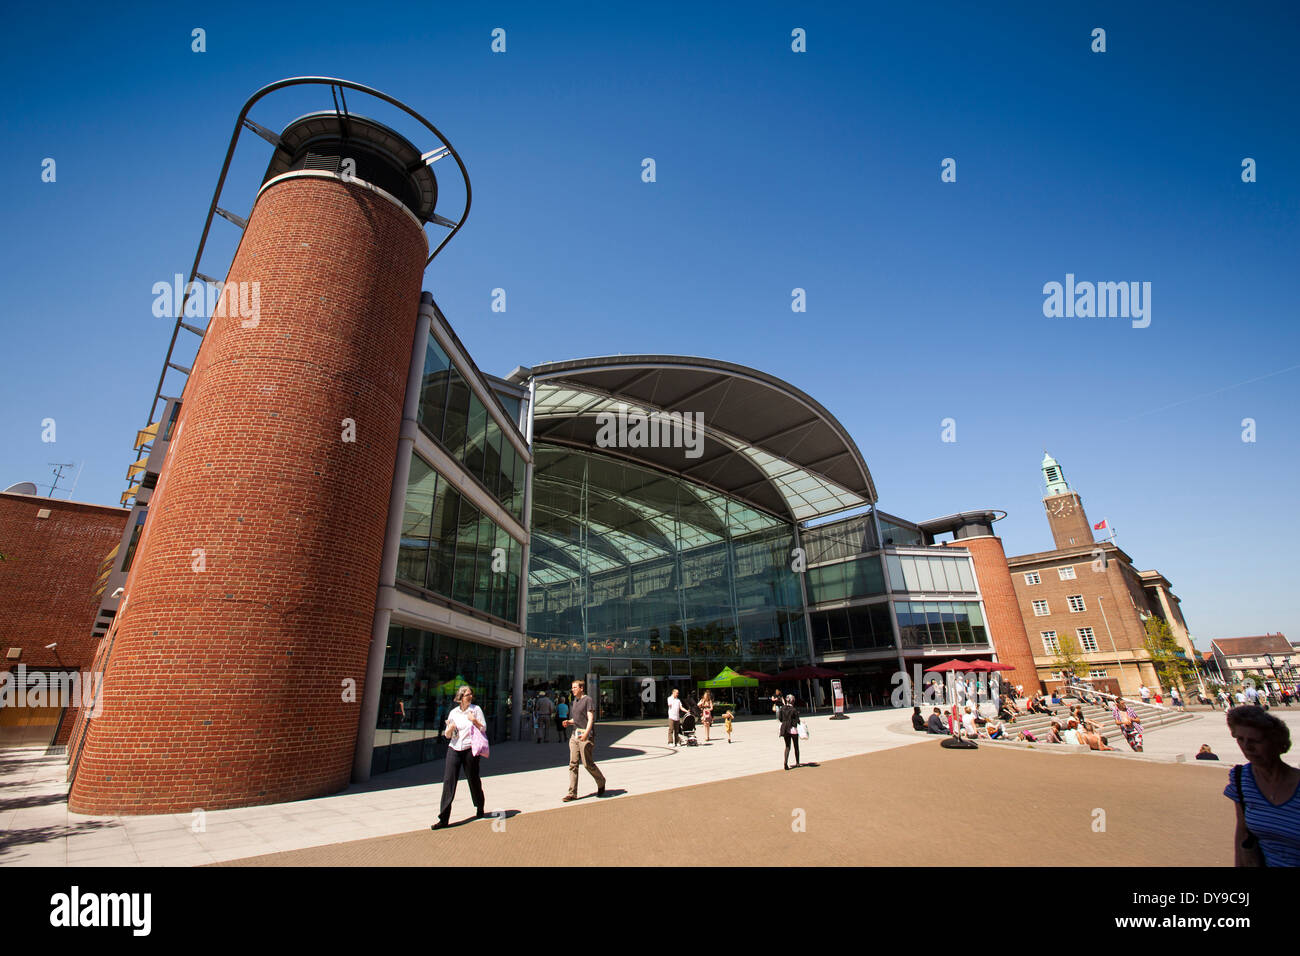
[
  {"x1": 700, "y1": 666, "x2": 759, "y2": 689},
  {"x1": 700, "y1": 666, "x2": 759, "y2": 711},
  {"x1": 437, "y1": 675, "x2": 472, "y2": 696}
]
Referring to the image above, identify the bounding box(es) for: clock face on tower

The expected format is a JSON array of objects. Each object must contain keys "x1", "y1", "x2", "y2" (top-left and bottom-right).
[{"x1": 1050, "y1": 498, "x2": 1075, "y2": 517}]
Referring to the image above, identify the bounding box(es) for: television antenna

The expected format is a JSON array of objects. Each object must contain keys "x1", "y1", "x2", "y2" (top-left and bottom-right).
[{"x1": 46, "y1": 462, "x2": 76, "y2": 497}]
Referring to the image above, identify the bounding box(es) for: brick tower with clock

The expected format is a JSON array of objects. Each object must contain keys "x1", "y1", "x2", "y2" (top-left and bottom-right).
[{"x1": 1041, "y1": 452, "x2": 1095, "y2": 548}]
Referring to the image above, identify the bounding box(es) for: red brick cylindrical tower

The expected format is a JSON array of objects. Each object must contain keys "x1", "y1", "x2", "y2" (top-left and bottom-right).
[
  {"x1": 69, "y1": 116, "x2": 432, "y2": 814},
  {"x1": 946, "y1": 536, "x2": 1042, "y2": 694}
]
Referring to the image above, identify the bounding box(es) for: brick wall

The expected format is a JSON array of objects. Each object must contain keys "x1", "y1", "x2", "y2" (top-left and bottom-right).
[
  {"x1": 1009, "y1": 549, "x2": 1161, "y2": 696},
  {"x1": 942, "y1": 536, "x2": 1040, "y2": 693},
  {"x1": 68, "y1": 176, "x2": 427, "y2": 814}
]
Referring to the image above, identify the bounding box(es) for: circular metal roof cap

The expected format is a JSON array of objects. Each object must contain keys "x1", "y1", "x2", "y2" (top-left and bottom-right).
[{"x1": 265, "y1": 111, "x2": 438, "y2": 221}]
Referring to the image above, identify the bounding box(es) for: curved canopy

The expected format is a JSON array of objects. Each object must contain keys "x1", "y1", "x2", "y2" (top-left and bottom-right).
[{"x1": 510, "y1": 356, "x2": 876, "y2": 522}]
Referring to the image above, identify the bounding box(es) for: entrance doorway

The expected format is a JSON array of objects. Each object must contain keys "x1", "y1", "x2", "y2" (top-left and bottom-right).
[{"x1": 588, "y1": 660, "x2": 690, "y2": 720}]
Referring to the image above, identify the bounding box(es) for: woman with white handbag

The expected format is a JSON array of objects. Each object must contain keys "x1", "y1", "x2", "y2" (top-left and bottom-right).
[
  {"x1": 432, "y1": 685, "x2": 489, "y2": 830},
  {"x1": 779, "y1": 694, "x2": 802, "y2": 770}
]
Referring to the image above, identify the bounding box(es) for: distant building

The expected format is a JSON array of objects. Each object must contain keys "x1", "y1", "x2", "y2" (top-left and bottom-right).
[
  {"x1": 1006, "y1": 454, "x2": 1195, "y2": 697},
  {"x1": 1209, "y1": 634, "x2": 1296, "y2": 693},
  {"x1": 0, "y1": 491, "x2": 128, "y2": 746}
]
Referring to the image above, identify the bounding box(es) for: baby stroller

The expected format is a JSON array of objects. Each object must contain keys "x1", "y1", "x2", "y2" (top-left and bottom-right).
[{"x1": 679, "y1": 712, "x2": 699, "y2": 746}]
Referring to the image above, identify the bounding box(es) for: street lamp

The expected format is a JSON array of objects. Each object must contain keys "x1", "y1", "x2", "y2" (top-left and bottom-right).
[{"x1": 1098, "y1": 596, "x2": 1128, "y2": 691}]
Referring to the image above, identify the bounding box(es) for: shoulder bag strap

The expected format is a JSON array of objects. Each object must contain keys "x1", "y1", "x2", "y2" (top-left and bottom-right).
[{"x1": 1235, "y1": 765, "x2": 1266, "y2": 864}]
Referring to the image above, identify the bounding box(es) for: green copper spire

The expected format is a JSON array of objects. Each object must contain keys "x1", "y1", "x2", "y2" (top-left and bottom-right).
[{"x1": 1042, "y1": 452, "x2": 1070, "y2": 496}]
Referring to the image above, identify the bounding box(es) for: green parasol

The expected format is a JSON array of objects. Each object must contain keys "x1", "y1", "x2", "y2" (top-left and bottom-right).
[
  {"x1": 436, "y1": 675, "x2": 473, "y2": 696},
  {"x1": 699, "y1": 666, "x2": 759, "y2": 689}
]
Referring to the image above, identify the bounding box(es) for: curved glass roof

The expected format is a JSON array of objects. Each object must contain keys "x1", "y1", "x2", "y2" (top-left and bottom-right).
[{"x1": 510, "y1": 356, "x2": 876, "y2": 522}]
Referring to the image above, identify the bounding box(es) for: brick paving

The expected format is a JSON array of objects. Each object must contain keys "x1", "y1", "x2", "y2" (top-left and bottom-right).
[{"x1": 218, "y1": 741, "x2": 1234, "y2": 867}]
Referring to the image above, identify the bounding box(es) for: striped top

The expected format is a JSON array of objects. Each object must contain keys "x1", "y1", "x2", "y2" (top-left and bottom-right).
[
  {"x1": 1111, "y1": 704, "x2": 1143, "y2": 733},
  {"x1": 1223, "y1": 764, "x2": 1300, "y2": 867}
]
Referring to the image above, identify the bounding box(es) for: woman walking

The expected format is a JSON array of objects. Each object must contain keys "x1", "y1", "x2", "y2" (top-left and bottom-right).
[
  {"x1": 555, "y1": 694, "x2": 569, "y2": 744},
  {"x1": 1111, "y1": 696, "x2": 1144, "y2": 752},
  {"x1": 700, "y1": 690, "x2": 715, "y2": 742},
  {"x1": 1224, "y1": 705, "x2": 1300, "y2": 866},
  {"x1": 779, "y1": 694, "x2": 801, "y2": 770},
  {"x1": 432, "y1": 685, "x2": 487, "y2": 830}
]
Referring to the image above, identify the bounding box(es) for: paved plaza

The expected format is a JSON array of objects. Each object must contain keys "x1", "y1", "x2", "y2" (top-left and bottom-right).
[{"x1": 2, "y1": 706, "x2": 1296, "y2": 867}]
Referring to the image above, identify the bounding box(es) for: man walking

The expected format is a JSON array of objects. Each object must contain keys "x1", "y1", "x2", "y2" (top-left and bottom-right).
[
  {"x1": 667, "y1": 688, "x2": 688, "y2": 746},
  {"x1": 562, "y1": 680, "x2": 606, "y2": 801},
  {"x1": 534, "y1": 691, "x2": 555, "y2": 743}
]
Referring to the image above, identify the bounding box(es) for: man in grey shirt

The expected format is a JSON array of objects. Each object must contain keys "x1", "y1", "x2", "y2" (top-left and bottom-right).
[
  {"x1": 534, "y1": 691, "x2": 555, "y2": 743},
  {"x1": 562, "y1": 680, "x2": 606, "y2": 802}
]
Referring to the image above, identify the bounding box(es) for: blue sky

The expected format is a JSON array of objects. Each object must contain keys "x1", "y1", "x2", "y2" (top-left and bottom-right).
[{"x1": 2, "y1": 1, "x2": 1296, "y2": 647}]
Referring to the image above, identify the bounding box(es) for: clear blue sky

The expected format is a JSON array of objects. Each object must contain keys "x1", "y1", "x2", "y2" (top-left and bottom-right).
[{"x1": 2, "y1": 1, "x2": 1296, "y2": 648}]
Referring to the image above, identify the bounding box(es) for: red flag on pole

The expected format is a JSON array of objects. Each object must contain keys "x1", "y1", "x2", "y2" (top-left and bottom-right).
[{"x1": 1094, "y1": 519, "x2": 1108, "y2": 530}]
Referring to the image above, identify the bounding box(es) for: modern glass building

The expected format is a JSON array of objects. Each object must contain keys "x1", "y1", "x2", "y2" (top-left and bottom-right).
[
  {"x1": 505, "y1": 354, "x2": 879, "y2": 719},
  {"x1": 366, "y1": 305, "x2": 1007, "y2": 772}
]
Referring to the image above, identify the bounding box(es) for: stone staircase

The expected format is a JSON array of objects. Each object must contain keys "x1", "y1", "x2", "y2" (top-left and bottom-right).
[{"x1": 973, "y1": 696, "x2": 1195, "y2": 745}]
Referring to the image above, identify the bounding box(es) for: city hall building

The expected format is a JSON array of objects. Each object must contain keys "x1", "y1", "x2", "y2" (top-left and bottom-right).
[{"x1": 23, "y1": 78, "x2": 1176, "y2": 816}]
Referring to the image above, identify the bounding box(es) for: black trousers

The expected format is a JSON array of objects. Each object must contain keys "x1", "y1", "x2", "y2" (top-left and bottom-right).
[
  {"x1": 439, "y1": 746, "x2": 484, "y2": 823},
  {"x1": 783, "y1": 733, "x2": 801, "y2": 767}
]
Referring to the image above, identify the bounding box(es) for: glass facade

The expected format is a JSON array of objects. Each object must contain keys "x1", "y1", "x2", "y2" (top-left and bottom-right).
[
  {"x1": 525, "y1": 443, "x2": 808, "y2": 718},
  {"x1": 895, "y1": 600, "x2": 988, "y2": 647},
  {"x1": 799, "y1": 513, "x2": 878, "y2": 563},
  {"x1": 416, "y1": 337, "x2": 526, "y2": 522},
  {"x1": 878, "y1": 515, "x2": 924, "y2": 546},
  {"x1": 371, "y1": 624, "x2": 512, "y2": 775},
  {"x1": 397, "y1": 450, "x2": 523, "y2": 624},
  {"x1": 805, "y1": 554, "x2": 886, "y2": 604},
  {"x1": 885, "y1": 552, "x2": 978, "y2": 593},
  {"x1": 809, "y1": 601, "x2": 895, "y2": 655}
]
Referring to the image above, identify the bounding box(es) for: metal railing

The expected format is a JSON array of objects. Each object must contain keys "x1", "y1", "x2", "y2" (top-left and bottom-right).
[{"x1": 126, "y1": 76, "x2": 473, "y2": 505}]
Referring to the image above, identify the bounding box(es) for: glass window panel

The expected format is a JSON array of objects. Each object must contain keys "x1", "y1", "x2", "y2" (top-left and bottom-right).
[
  {"x1": 953, "y1": 603, "x2": 974, "y2": 644},
  {"x1": 464, "y1": 394, "x2": 488, "y2": 478},
  {"x1": 442, "y1": 367, "x2": 471, "y2": 455},
  {"x1": 943, "y1": 558, "x2": 964, "y2": 592},
  {"x1": 452, "y1": 496, "x2": 480, "y2": 606},
  {"x1": 418, "y1": 339, "x2": 452, "y2": 438},
  {"x1": 830, "y1": 607, "x2": 853, "y2": 651},
  {"x1": 957, "y1": 559, "x2": 975, "y2": 593},
  {"x1": 969, "y1": 603, "x2": 987, "y2": 645},
  {"x1": 511, "y1": 452, "x2": 527, "y2": 521},
  {"x1": 923, "y1": 602, "x2": 944, "y2": 645},
  {"x1": 885, "y1": 554, "x2": 905, "y2": 592},
  {"x1": 429, "y1": 483, "x2": 459, "y2": 597},
  {"x1": 870, "y1": 602, "x2": 895, "y2": 649},
  {"x1": 498, "y1": 442, "x2": 517, "y2": 515},
  {"x1": 506, "y1": 536, "x2": 521, "y2": 624},
  {"x1": 901, "y1": 556, "x2": 921, "y2": 592},
  {"x1": 398, "y1": 454, "x2": 436, "y2": 588},
  {"x1": 482, "y1": 418, "x2": 502, "y2": 497},
  {"x1": 915, "y1": 556, "x2": 935, "y2": 591},
  {"x1": 897, "y1": 602, "x2": 925, "y2": 647},
  {"x1": 847, "y1": 604, "x2": 878, "y2": 650},
  {"x1": 849, "y1": 555, "x2": 885, "y2": 598},
  {"x1": 496, "y1": 393, "x2": 522, "y2": 427}
]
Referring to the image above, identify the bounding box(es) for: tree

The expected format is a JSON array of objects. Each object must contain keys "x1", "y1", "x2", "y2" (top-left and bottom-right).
[
  {"x1": 1051, "y1": 632, "x2": 1088, "y2": 687},
  {"x1": 1143, "y1": 616, "x2": 1198, "y2": 694}
]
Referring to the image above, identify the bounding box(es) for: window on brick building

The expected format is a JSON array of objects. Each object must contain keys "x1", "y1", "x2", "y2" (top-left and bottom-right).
[
  {"x1": 1067, "y1": 594, "x2": 1086, "y2": 612},
  {"x1": 1024, "y1": 571, "x2": 1041, "y2": 585},
  {"x1": 1033, "y1": 599, "x2": 1049, "y2": 616},
  {"x1": 1041, "y1": 630, "x2": 1059, "y2": 654},
  {"x1": 1058, "y1": 566, "x2": 1076, "y2": 580},
  {"x1": 1077, "y1": 627, "x2": 1098, "y2": 652}
]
